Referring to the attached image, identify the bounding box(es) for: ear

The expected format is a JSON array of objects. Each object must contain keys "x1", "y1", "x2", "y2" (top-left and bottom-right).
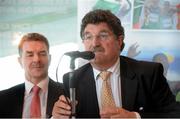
[
  {"x1": 116, "y1": 35, "x2": 123, "y2": 49},
  {"x1": 18, "y1": 57, "x2": 23, "y2": 68}
]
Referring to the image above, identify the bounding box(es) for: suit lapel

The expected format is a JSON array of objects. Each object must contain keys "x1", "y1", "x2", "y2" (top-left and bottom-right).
[
  {"x1": 77, "y1": 64, "x2": 99, "y2": 117},
  {"x1": 46, "y1": 79, "x2": 63, "y2": 117},
  {"x1": 13, "y1": 83, "x2": 25, "y2": 117},
  {"x1": 46, "y1": 79, "x2": 54, "y2": 117},
  {"x1": 120, "y1": 57, "x2": 138, "y2": 111},
  {"x1": 84, "y1": 66, "x2": 99, "y2": 111}
]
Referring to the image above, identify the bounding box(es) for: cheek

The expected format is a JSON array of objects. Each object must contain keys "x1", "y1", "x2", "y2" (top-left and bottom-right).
[
  {"x1": 114, "y1": 40, "x2": 122, "y2": 50},
  {"x1": 21, "y1": 59, "x2": 32, "y2": 69},
  {"x1": 45, "y1": 59, "x2": 50, "y2": 67},
  {"x1": 83, "y1": 41, "x2": 91, "y2": 50},
  {"x1": 105, "y1": 42, "x2": 121, "y2": 54},
  {"x1": 23, "y1": 61, "x2": 30, "y2": 68},
  {"x1": 115, "y1": 42, "x2": 121, "y2": 50}
]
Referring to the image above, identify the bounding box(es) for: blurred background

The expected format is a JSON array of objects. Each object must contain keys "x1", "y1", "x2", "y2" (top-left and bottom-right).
[{"x1": 0, "y1": 0, "x2": 180, "y2": 101}]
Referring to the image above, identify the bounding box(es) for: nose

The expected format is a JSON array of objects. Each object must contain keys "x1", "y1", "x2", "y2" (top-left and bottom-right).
[
  {"x1": 33, "y1": 54, "x2": 40, "y2": 62},
  {"x1": 92, "y1": 36, "x2": 101, "y2": 46}
]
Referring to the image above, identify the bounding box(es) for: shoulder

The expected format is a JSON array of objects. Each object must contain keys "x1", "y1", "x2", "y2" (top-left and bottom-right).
[
  {"x1": 0, "y1": 83, "x2": 24, "y2": 104},
  {"x1": 48, "y1": 78, "x2": 63, "y2": 90},
  {"x1": 120, "y1": 56, "x2": 164, "y2": 75},
  {"x1": 121, "y1": 55, "x2": 163, "y2": 69},
  {"x1": 49, "y1": 78, "x2": 62, "y2": 86},
  {"x1": 0, "y1": 83, "x2": 24, "y2": 96}
]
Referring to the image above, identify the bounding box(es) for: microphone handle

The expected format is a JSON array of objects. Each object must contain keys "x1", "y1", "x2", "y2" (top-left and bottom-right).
[
  {"x1": 69, "y1": 71, "x2": 76, "y2": 118},
  {"x1": 70, "y1": 88, "x2": 76, "y2": 118}
]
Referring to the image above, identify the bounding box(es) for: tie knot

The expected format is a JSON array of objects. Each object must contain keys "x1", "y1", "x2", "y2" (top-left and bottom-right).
[
  {"x1": 32, "y1": 85, "x2": 40, "y2": 94},
  {"x1": 100, "y1": 71, "x2": 111, "y2": 81}
]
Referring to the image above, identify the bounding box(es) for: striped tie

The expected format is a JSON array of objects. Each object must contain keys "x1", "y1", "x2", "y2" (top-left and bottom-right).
[{"x1": 30, "y1": 85, "x2": 41, "y2": 118}]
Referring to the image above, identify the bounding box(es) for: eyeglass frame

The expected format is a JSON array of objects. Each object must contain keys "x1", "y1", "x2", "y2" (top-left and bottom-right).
[{"x1": 82, "y1": 31, "x2": 116, "y2": 41}]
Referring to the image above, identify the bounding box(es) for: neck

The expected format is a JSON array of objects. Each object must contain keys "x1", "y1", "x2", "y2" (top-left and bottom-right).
[
  {"x1": 91, "y1": 57, "x2": 119, "y2": 71},
  {"x1": 26, "y1": 75, "x2": 47, "y2": 85}
]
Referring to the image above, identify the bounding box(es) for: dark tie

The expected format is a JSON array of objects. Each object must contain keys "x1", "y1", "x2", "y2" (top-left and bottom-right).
[
  {"x1": 30, "y1": 85, "x2": 41, "y2": 118},
  {"x1": 100, "y1": 71, "x2": 115, "y2": 109}
]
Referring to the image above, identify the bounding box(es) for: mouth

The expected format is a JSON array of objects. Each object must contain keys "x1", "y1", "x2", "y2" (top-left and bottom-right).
[
  {"x1": 32, "y1": 67, "x2": 43, "y2": 70},
  {"x1": 31, "y1": 63, "x2": 43, "y2": 69},
  {"x1": 92, "y1": 47, "x2": 104, "y2": 53},
  {"x1": 33, "y1": 66, "x2": 41, "y2": 68}
]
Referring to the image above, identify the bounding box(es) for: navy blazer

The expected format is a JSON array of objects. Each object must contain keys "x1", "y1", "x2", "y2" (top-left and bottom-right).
[
  {"x1": 63, "y1": 56, "x2": 180, "y2": 118},
  {"x1": 0, "y1": 79, "x2": 63, "y2": 118}
]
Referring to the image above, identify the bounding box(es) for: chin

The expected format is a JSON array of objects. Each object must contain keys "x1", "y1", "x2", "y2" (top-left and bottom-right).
[
  {"x1": 32, "y1": 72, "x2": 45, "y2": 78},
  {"x1": 92, "y1": 58, "x2": 104, "y2": 65}
]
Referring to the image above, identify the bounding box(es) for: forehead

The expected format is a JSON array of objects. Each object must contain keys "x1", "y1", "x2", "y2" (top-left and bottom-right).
[
  {"x1": 22, "y1": 41, "x2": 48, "y2": 52},
  {"x1": 84, "y1": 22, "x2": 111, "y2": 34}
]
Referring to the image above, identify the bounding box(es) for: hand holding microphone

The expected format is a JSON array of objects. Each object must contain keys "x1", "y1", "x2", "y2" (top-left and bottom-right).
[{"x1": 52, "y1": 95, "x2": 72, "y2": 118}]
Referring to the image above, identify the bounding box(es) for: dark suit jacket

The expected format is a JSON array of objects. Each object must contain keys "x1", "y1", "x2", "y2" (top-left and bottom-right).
[
  {"x1": 0, "y1": 78, "x2": 64, "y2": 118},
  {"x1": 63, "y1": 56, "x2": 180, "y2": 118}
]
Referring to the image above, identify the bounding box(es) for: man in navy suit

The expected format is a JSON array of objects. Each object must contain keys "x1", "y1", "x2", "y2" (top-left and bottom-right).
[
  {"x1": 0, "y1": 33, "x2": 63, "y2": 118},
  {"x1": 52, "y1": 9, "x2": 180, "y2": 118}
]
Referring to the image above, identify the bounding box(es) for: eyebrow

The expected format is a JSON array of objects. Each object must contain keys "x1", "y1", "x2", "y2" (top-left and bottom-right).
[
  {"x1": 25, "y1": 50, "x2": 47, "y2": 54},
  {"x1": 99, "y1": 30, "x2": 109, "y2": 33},
  {"x1": 25, "y1": 51, "x2": 33, "y2": 54},
  {"x1": 84, "y1": 30, "x2": 110, "y2": 35},
  {"x1": 39, "y1": 51, "x2": 48, "y2": 55}
]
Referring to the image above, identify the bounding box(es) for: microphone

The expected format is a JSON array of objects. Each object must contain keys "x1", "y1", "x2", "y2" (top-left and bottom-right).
[
  {"x1": 64, "y1": 51, "x2": 95, "y2": 118},
  {"x1": 64, "y1": 51, "x2": 95, "y2": 60}
]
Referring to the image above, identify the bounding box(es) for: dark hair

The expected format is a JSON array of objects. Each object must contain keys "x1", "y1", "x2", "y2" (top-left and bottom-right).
[
  {"x1": 80, "y1": 9, "x2": 125, "y2": 51},
  {"x1": 18, "y1": 33, "x2": 49, "y2": 56}
]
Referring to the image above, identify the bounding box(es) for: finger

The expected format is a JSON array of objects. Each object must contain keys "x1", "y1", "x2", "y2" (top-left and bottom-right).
[
  {"x1": 59, "y1": 95, "x2": 70, "y2": 103},
  {"x1": 54, "y1": 98, "x2": 71, "y2": 112},
  {"x1": 102, "y1": 107, "x2": 117, "y2": 113},
  {"x1": 100, "y1": 112, "x2": 108, "y2": 118},
  {"x1": 59, "y1": 95, "x2": 72, "y2": 108},
  {"x1": 108, "y1": 108, "x2": 124, "y2": 118},
  {"x1": 58, "y1": 115, "x2": 70, "y2": 119},
  {"x1": 113, "y1": 108, "x2": 137, "y2": 118},
  {"x1": 110, "y1": 114, "x2": 121, "y2": 119},
  {"x1": 100, "y1": 107, "x2": 116, "y2": 118},
  {"x1": 60, "y1": 101, "x2": 71, "y2": 110},
  {"x1": 53, "y1": 101, "x2": 71, "y2": 116},
  {"x1": 59, "y1": 108, "x2": 72, "y2": 116},
  {"x1": 53, "y1": 110, "x2": 70, "y2": 118},
  {"x1": 101, "y1": 107, "x2": 122, "y2": 116}
]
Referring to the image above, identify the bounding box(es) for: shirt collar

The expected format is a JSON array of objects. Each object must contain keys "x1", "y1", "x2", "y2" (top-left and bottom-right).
[
  {"x1": 92, "y1": 57, "x2": 120, "y2": 80},
  {"x1": 25, "y1": 77, "x2": 49, "y2": 94}
]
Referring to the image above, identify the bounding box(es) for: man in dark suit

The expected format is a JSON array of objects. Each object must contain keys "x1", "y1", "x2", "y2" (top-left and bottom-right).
[
  {"x1": 52, "y1": 10, "x2": 180, "y2": 118},
  {"x1": 0, "y1": 33, "x2": 63, "y2": 118}
]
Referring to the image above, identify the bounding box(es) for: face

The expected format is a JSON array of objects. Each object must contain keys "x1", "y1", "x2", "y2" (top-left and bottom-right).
[
  {"x1": 18, "y1": 41, "x2": 51, "y2": 83},
  {"x1": 82, "y1": 22, "x2": 123, "y2": 70}
]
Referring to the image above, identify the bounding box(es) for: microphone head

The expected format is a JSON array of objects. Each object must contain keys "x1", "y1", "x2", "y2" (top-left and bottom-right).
[
  {"x1": 82, "y1": 51, "x2": 95, "y2": 60},
  {"x1": 64, "y1": 51, "x2": 95, "y2": 60}
]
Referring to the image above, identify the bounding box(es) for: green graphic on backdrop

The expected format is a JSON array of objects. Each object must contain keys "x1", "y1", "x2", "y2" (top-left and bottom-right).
[{"x1": 93, "y1": 0, "x2": 120, "y2": 14}]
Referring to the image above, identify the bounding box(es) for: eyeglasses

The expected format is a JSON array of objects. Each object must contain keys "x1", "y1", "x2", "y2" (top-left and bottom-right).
[{"x1": 82, "y1": 32, "x2": 112, "y2": 41}]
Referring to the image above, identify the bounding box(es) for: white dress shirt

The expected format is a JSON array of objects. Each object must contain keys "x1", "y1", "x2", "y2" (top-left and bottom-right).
[
  {"x1": 93, "y1": 58, "x2": 141, "y2": 118},
  {"x1": 22, "y1": 78, "x2": 49, "y2": 118},
  {"x1": 93, "y1": 57, "x2": 122, "y2": 109}
]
